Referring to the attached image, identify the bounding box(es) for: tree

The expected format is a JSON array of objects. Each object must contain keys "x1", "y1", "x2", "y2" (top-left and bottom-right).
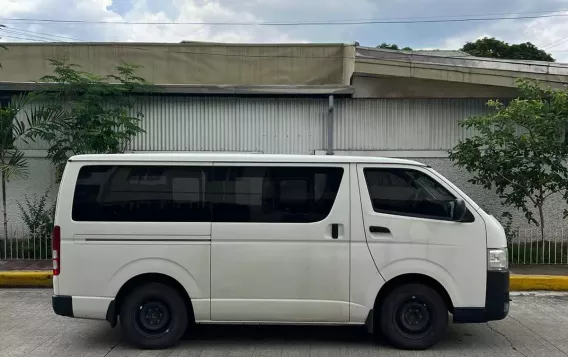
[
  {"x1": 0, "y1": 94, "x2": 58, "y2": 243},
  {"x1": 449, "y1": 78, "x2": 568, "y2": 242},
  {"x1": 36, "y1": 60, "x2": 154, "y2": 177},
  {"x1": 460, "y1": 37, "x2": 554, "y2": 62},
  {"x1": 377, "y1": 43, "x2": 412, "y2": 51}
]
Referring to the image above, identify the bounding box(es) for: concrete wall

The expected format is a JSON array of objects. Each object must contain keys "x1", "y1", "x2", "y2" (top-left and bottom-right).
[
  {"x1": 1, "y1": 153, "x2": 565, "y2": 239},
  {"x1": 419, "y1": 158, "x2": 567, "y2": 237},
  {"x1": 353, "y1": 75, "x2": 520, "y2": 99}
]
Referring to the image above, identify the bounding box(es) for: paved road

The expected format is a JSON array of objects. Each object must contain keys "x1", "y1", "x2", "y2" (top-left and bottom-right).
[{"x1": 1, "y1": 290, "x2": 568, "y2": 357}]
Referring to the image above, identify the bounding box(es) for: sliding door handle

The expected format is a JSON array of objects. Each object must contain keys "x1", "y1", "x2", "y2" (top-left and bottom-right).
[
  {"x1": 331, "y1": 224, "x2": 339, "y2": 239},
  {"x1": 369, "y1": 226, "x2": 390, "y2": 234}
]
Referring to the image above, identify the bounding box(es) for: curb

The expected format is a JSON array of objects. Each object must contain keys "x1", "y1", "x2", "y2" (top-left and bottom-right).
[
  {"x1": 1, "y1": 271, "x2": 568, "y2": 291},
  {"x1": 0, "y1": 271, "x2": 53, "y2": 288},
  {"x1": 510, "y1": 274, "x2": 568, "y2": 292}
]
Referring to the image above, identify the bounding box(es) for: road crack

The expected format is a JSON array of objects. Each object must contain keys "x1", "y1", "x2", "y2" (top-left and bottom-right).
[
  {"x1": 487, "y1": 323, "x2": 528, "y2": 357},
  {"x1": 102, "y1": 338, "x2": 120, "y2": 357},
  {"x1": 510, "y1": 316, "x2": 568, "y2": 357}
]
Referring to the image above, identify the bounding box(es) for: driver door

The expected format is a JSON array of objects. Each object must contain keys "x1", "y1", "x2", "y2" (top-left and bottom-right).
[{"x1": 356, "y1": 164, "x2": 487, "y2": 309}]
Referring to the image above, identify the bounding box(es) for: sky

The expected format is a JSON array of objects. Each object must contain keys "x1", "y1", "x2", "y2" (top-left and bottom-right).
[{"x1": 1, "y1": 0, "x2": 568, "y2": 62}]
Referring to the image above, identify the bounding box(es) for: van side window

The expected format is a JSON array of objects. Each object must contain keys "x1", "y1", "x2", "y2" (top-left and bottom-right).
[
  {"x1": 210, "y1": 167, "x2": 343, "y2": 223},
  {"x1": 72, "y1": 165, "x2": 210, "y2": 222},
  {"x1": 364, "y1": 168, "x2": 456, "y2": 220}
]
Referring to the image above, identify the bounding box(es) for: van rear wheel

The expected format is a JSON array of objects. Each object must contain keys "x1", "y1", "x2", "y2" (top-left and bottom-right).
[
  {"x1": 378, "y1": 283, "x2": 448, "y2": 350},
  {"x1": 120, "y1": 283, "x2": 188, "y2": 349}
]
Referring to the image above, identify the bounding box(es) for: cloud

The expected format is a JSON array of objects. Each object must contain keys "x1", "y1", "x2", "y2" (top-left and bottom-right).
[
  {"x1": 0, "y1": 0, "x2": 380, "y2": 44},
  {"x1": 0, "y1": 0, "x2": 305, "y2": 43},
  {"x1": 1, "y1": 0, "x2": 568, "y2": 63}
]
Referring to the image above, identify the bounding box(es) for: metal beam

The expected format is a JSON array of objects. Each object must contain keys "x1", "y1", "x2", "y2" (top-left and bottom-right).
[{"x1": 326, "y1": 95, "x2": 334, "y2": 155}]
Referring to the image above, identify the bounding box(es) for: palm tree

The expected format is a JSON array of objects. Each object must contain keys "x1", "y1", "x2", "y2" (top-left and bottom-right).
[{"x1": 0, "y1": 93, "x2": 56, "y2": 248}]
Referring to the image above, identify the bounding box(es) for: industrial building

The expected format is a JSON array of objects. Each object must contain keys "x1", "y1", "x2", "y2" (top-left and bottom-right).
[{"x1": 1, "y1": 41, "x2": 568, "y2": 231}]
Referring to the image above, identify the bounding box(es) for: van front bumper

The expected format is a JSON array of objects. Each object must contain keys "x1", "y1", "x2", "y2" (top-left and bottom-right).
[
  {"x1": 52, "y1": 295, "x2": 74, "y2": 317},
  {"x1": 453, "y1": 270, "x2": 510, "y2": 323}
]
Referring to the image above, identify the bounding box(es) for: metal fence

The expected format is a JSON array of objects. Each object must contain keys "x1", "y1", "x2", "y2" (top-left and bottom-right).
[
  {"x1": 1, "y1": 226, "x2": 568, "y2": 265},
  {"x1": 508, "y1": 228, "x2": 568, "y2": 265},
  {"x1": 0, "y1": 226, "x2": 52, "y2": 260}
]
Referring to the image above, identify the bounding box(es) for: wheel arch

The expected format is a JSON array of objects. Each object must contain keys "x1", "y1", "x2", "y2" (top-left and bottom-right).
[
  {"x1": 108, "y1": 273, "x2": 195, "y2": 327},
  {"x1": 374, "y1": 273, "x2": 454, "y2": 314}
]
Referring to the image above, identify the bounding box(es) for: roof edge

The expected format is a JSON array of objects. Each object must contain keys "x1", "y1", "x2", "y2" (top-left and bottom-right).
[
  {"x1": 0, "y1": 82, "x2": 355, "y2": 96},
  {"x1": 0, "y1": 41, "x2": 352, "y2": 48}
]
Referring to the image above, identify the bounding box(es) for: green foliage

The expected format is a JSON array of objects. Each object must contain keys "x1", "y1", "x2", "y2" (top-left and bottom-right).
[
  {"x1": 377, "y1": 43, "x2": 412, "y2": 51},
  {"x1": 18, "y1": 189, "x2": 55, "y2": 243},
  {"x1": 460, "y1": 37, "x2": 554, "y2": 62},
  {"x1": 499, "y1": 211, "x2": 518, "y2": 244},
  {"x1": 0, "y1": 94, "x2": 61, "y2": 180},
  {"x1": 0, "y1": 93, "x2": 60, "y2": 240},
  {"x1": 35, "y1": 59, "x2": 153, "y2": 176},
  {"x1": 449, "y1": 78, "x2": 568, "y2": 241}
]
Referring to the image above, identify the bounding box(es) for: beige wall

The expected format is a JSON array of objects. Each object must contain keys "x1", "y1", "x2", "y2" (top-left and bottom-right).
[
  {"x1": 353, "y1": 75, "x2": 520, "y2": 98},
  {"x1": 0, "y1": 43, "x2": 350, "y2": 86}
]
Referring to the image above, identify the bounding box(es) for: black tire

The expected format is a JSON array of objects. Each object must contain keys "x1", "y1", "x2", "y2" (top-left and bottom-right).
[
  {"x1": 378, "y1": 283, "x2": 448, "y2": 350},
  {"x1": 120, "y1": 282, "x2": 188, "y2": 349}
]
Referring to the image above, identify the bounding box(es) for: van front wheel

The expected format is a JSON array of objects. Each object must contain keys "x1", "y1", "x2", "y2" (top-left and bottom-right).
[
  {"x1": 120, "y1": 283, "x2": 188, "y2": 349},
  {"x1": 378, "y1": 283, "x2": 448, "y2": 350}
]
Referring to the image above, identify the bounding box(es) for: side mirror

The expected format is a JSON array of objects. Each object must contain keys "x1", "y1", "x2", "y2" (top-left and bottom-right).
[{"x1": 453, "y1": 199, "x2": 467, "y2": 222}]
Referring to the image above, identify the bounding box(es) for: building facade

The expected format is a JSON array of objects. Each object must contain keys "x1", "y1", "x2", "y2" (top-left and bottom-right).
[{"x1": 2, "y1": 42, "x2": 568, "y2": 233}]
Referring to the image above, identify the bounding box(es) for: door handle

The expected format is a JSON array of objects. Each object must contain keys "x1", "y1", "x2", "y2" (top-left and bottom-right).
[
  {"x1": 331, "y1": 224, "x2": 339, "y2": 239},
  {"x1": 369, "y1": 226, "x2": 390, "y2": 234}
]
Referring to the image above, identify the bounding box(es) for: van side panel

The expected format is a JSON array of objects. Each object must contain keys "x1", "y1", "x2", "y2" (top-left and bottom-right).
[
  {"x1": 55, "y1": 162, "x2": 212, "y2": 321},
  {"x1": 349, "y1": 164, "x2": 386, "y2": 323},
  {"x1": 210, "y1": 163, "x2": 351, "y2": 323}
]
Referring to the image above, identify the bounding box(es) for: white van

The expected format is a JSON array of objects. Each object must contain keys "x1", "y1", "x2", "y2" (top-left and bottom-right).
[{"x1": 51, "y1": 153, "x2": 509, "y2": 350}]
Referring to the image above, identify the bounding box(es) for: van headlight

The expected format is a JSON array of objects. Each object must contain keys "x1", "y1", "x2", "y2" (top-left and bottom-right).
[{"x1": 488, "y1": 248, "x2": 508, "y2": 271}]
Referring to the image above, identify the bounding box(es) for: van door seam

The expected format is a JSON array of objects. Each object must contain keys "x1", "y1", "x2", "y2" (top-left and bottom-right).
[{"x1": 356, "y1": 164, "x2": 386, "y2": 282}]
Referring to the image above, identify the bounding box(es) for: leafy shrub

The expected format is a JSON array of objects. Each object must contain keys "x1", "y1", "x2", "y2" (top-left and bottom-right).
[
  {"x1": 499, "y1": 211, "x2": 518, "y2": 244},
  {"x1": 17, "y1": 189, "x2": 55, "y2": 258}
]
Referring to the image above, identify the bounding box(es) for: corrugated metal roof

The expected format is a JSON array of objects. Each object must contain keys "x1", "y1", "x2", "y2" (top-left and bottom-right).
[{"x1": 356, "y1": 46, "x2": 568, "y2": 73}]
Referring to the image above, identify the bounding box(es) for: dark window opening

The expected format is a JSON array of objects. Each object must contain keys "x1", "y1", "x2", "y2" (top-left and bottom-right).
[
  {"x1": 72, "y1": 165, "x2": 209, "y2": 222},
  {"x1": 364, "y1": 168, "x2": 461, "y2": 221},
  {"x1": 209, "y1": 166, "x2": 343, "y2": 223},
  {"x1": 72, "y1": 165, "x2": 344, "y2": 223}
]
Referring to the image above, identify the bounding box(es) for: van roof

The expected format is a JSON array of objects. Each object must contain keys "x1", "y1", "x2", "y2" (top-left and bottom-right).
[{"x1": 69, "y1": 153, "x2": 426, "y2": 166}]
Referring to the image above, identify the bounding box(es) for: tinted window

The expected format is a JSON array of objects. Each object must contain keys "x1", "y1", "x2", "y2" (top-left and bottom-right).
[
  {"x1": 364, "y1": 168, "x2": 456, "y2": 220},
  {"x1": 210, "y1": 167, "x2": 343, "y2": 223},
  {"x1": 72, "y1": 165, "x2": 210, "y2": 222}
]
